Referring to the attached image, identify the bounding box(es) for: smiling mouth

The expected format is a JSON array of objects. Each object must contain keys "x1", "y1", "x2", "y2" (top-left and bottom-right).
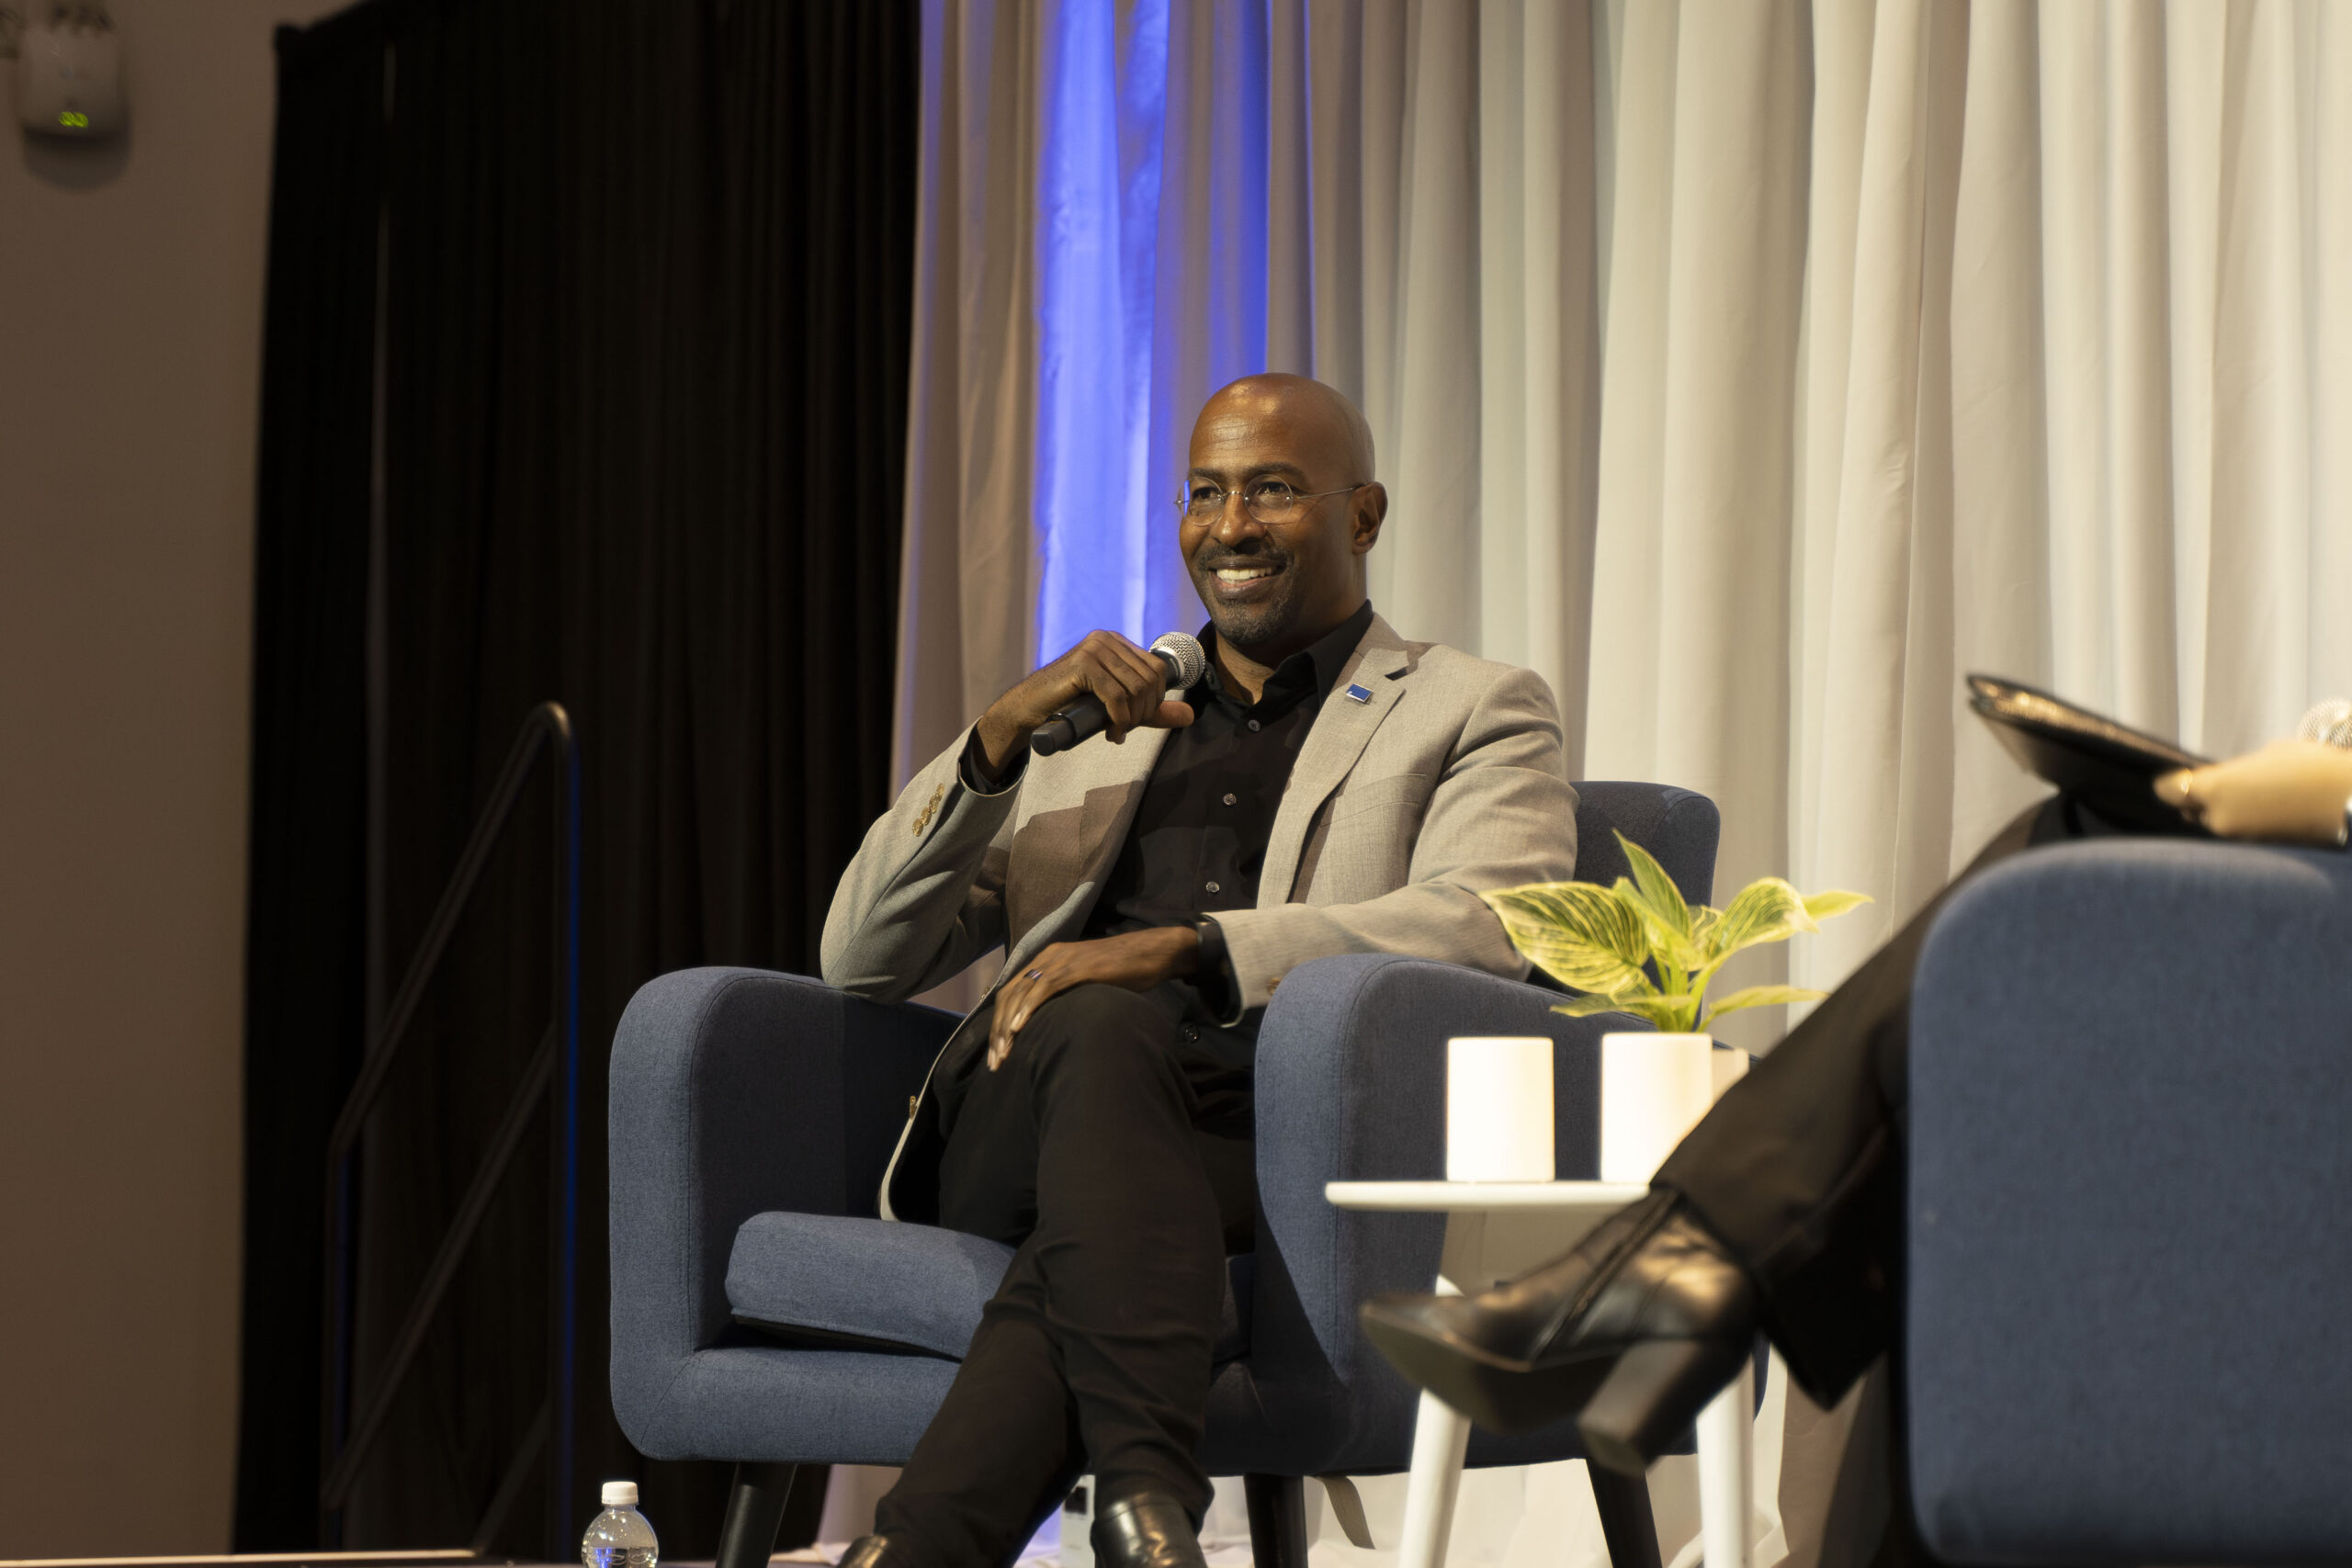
[{"x1": 1209, "y1": 562, "x2": 1283, "y2": 585}]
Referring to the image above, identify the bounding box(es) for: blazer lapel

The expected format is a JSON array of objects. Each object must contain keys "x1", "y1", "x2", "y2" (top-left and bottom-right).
[
  {"x1": 1001, "y1": 724, "x2": 1169, "y2": 975},
  {"x1": 1259, "y1": 615, "x2": 1412, "y2": 903},
  {"x1": 1074, "y1": 725, "x2": 1168, "y2": 882}
]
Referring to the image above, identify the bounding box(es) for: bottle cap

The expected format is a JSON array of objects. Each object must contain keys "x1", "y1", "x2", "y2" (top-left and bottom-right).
[{"x1": 601, "y1": 1481, "x2": 639, "y2": 1508}]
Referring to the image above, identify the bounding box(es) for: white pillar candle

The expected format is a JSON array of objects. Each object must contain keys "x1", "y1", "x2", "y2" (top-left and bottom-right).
[{"x1": 1445, "y1": 1036, "x2": 1555, "y2": 1181}]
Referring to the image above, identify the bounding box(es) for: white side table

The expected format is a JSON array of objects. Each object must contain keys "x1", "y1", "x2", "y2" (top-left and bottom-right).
[{"x1": 1325, "y1": 1180, "x2": 1758, "y2": 1568}]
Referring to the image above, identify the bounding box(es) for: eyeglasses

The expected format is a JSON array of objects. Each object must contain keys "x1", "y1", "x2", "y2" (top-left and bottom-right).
[{"x1": 1175, "y1": 479, "x2": 1367, "y2": 523}]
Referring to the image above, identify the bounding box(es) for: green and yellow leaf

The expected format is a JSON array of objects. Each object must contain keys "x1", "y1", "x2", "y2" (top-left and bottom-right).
[
  {"x1": 1612, "y1": 876, "x2": 1700, "y2": 978},
  {"x1": 1802, "y1": 888, "x2": 1871, "y2": 921},
  {"x1": 1480, "y1": 881, "x2": 1654, "y2": 997},
  {"x1": 1549, "y1": 992, "x2": 1647, "y2": 1018},
  {"x1": 1702, "y1": 877, "x2": 1815, "y2": 962},
  {"x1": 1698, "y1": 984, "x2": 1827, "y2": 1028},
  {"x1": 1615, "y1": 831, "x2": 1694, "y2": 942},
  {"x1": 1552, "y1": 993, "x2": 1701, "y2": 1032}
]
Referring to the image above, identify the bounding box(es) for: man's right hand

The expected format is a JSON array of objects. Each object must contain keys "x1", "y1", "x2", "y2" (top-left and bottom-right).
[{"x1": 975, "y1": 630, "x2": 1198, "y2": 776}]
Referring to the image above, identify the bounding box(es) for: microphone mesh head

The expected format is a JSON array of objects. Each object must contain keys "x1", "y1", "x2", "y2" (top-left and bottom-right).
[
  {"x1": 2298, "y1": 698, "x2": 2352, "y2": 749},
  {"x1": 1150, "y1": 631, "x2": 1208, "y2": 691}
]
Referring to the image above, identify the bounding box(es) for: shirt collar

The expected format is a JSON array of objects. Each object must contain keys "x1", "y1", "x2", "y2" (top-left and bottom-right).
[{"x1": 1194, "y1": 599, "x2": 1374, "y2": 711}]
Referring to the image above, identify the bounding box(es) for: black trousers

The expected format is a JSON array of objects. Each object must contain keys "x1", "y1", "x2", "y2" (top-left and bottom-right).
[
  {"x1": 1656, "y1": 795, "x2": 2107, "y2": 1407},
  {"x1": 873, "y1": 981, "x2": 1257, "y2": 1568}
]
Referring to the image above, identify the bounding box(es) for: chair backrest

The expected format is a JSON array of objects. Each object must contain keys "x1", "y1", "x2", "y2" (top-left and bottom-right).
[
  {"x1": 1906, "y1": 840, "x2": 2352, "y2": 1562},
  {"x1": 1570, "y1": 781, "x2": 1720, "y2": 906}
]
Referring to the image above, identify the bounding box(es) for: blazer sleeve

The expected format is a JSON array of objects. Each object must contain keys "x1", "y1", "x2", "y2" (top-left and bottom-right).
[
  {"x1": 1209, "y1": 666, "x2": 1578, "y2": 1012},
  {"x1": 819, "y1": 723, "x2": 1018, "y2": 1002}
]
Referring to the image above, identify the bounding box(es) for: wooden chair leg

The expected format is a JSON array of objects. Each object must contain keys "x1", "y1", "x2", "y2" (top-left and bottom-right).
[
  {"x1": 1244, "y1": 1473, "x2": 1309, "y2": 1568},
  {"x1": 1589, "y1": 1468, "x2": 1663, "y2": 1568},
  {"x1": 716, "y1": 1461, "x2": 801, "y2": 1568}
]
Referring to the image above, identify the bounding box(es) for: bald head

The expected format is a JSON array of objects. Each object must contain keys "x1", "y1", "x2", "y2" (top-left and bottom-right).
[
  {"x1": 1180, "y1": 373, "x2": 1387, "y2": 663},
  {"x1": 1193, "y1": 373, "x2": 1375, "y2": 485}
]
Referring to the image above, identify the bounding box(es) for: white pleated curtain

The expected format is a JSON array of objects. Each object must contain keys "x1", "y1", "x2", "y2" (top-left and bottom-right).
[
  {"x1": 902, "y1": 0, "x2": 2352, "y2": 1011},
  {"x1": 1264, "y1": 0, "x2": 2352, "y2": 1005},
  {"x1": 892, "y1": 8, "x2": 2351, "y2": 1552}
]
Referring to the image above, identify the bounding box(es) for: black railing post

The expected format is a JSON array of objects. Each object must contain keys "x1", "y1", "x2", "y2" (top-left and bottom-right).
[
  {"x1": 319, "y1": 702, "x2": 580, "y2": 1555},
  {"x1": 545, "y1": 716, "x2": 582, "y2": 1557}
]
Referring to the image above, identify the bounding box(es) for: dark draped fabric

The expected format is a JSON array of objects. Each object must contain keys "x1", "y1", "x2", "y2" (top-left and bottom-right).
[
  {"x1": 239, "y1": 0, "x2": 915, "y2": 1555},
  {"x1": 237, "y1": 7, "x2": 389, "y2": 1551}
]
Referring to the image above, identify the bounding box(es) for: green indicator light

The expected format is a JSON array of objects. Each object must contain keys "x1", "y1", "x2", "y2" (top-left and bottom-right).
[{"x1": 59, "y1": 110, "x2": 90, "y2": 128}]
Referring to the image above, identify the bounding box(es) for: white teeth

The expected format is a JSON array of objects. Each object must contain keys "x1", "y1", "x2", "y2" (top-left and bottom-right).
[{"x1": 1216, "y1": 566, "x2": 1278, "y2": 582}]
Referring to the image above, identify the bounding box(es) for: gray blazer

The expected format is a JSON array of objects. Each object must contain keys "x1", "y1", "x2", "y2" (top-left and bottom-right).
[{"x1": 820, "y1": 613, "x2": 1580, "y2": 1218}]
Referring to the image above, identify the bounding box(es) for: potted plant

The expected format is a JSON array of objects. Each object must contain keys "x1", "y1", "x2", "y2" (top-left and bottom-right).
[{"x1": 1479, "y1": 831, "x2": 1870, "y2": 1179}]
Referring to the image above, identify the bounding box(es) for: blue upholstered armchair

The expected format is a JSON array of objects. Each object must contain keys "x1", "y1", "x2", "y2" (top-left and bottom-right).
[
  {"x1": 609, "y1": 783, "x2": 1719, "y2": 1568},
  {"x1": 1907, "y1": 837, "x2": 2352, "y2": 1562}
]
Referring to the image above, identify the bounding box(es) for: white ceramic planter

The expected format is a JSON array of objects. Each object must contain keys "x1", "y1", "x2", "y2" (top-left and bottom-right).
[{"x1": 1600, "y1": 1032, "x2": 1746, "y2": 1182}]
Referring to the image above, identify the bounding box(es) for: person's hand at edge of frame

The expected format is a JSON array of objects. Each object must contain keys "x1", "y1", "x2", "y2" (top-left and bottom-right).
[{"x1": 2155, "y1": 739, "x2": 2352, "y2": 846}]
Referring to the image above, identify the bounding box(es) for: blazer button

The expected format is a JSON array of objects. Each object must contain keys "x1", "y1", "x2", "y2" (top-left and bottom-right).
[{"x1": 1265, "y1": 976, "x2": 1282, "y2": 995}]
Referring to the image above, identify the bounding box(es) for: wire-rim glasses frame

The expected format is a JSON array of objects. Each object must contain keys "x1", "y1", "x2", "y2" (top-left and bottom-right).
[{"x1": 1173, "y1": 479, "x2": 1369, "y2": 524}]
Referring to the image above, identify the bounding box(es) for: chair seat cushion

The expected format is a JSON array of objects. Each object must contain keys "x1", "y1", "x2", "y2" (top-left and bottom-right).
[{"x1": 727, "y1": 1212, "x2": 1254, "y2": 1363}]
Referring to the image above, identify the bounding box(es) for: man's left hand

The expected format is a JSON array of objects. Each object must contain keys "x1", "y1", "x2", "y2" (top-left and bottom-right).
[{"x1": 988, "y1": 927, "x2": 1201, "y2": 1070}]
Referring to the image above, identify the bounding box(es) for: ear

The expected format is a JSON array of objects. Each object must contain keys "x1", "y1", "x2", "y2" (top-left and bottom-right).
[{"x1": 1350, "y1": 482, "x2": 1388, "y2": 556}]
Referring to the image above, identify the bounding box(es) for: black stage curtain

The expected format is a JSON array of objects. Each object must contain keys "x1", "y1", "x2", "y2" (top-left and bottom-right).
[
  {"x1": 237, "y1": 7, "x2": 389, "y2": 1551},
  {"x1": 239, "y1": 0, "x2": 915, "y2": 1555}
]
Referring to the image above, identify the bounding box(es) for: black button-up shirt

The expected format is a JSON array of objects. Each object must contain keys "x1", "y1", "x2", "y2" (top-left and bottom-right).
[
  {"x1": 962, "y1": 600, "x2": 1375, "y2": 1021},
  {"x1": 1082, "y1": 600, "x2": 1374, "y2": 944}
]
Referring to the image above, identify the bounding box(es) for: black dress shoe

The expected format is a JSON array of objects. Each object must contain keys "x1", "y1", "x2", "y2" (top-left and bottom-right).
[
  {"x1": 833, "y1": 1538, "x2": 899, "y2": 1568},
  {"x1": 1091, "y1": 1492, "x2": 1206, "y2": 1568},
  {"x1": 1359, "y1": 1189, "x2": 1758, "y2": 1473}
]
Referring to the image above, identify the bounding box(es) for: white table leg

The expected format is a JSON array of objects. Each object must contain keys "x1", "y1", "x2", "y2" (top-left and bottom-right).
[
  {"x1": 1392, "y1": 1233, "x2": 1483, "y2": 1568},
  {"x1": 1395, "y1": 1385, "x2": 1473, "y2": 1568},
  {"x1": 1694, "y1": 1358, "x2": 1755, "y2": 1568}
]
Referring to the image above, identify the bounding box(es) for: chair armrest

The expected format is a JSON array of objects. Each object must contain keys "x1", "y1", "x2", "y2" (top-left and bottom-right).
[
  {"x1": 607, "y1": 967, "x2": 954, "y2": 1438},
  {"x1": 1909, "y1": 840, "x2": 2352, "y2": 1562},
  {"x1": 1246, "y1": 953, "x2": 1626, "y2": 1468}
]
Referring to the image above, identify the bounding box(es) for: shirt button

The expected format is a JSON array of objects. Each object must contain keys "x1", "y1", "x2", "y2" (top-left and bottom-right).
[
  {"x1": 1205, "y1": 881, "x2": 1222, "y2": 895},
  {"x1": 1247, "y1": 718, "x2": 1261, "y2": 731},
  {"x1": 1222, "y1": 793, "x2": 1238, "y2": 806}
]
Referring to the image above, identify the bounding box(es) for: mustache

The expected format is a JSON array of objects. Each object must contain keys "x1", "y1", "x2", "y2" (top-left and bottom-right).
[{"x1": 1193, "y1": 543, "x2": 1290, "y2": 570}]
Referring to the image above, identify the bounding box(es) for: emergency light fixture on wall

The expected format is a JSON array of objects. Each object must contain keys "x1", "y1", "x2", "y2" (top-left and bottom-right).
[{"x1": 17, "y1": 3, "x2": 123, "y2": 140}]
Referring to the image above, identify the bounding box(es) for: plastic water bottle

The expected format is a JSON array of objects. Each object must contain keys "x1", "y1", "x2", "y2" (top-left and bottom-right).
[{"x1": 582, "y1": 1481, "x2": 659, "y2": 1568}]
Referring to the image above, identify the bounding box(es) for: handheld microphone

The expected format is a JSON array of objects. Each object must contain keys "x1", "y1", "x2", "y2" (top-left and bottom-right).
[
  {"x1": 1030, "y1": 632, "x2": 1209, "y2": 756},
  {"x1": 2298, "y1": 698, "x2": 2352, "y2": 750}
]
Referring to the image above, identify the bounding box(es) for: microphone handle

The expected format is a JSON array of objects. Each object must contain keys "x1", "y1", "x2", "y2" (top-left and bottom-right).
[
  {"x1": 1030, "y1": 710, "x2": 1087, "y2": 755},
  {"x1": 1029, "y1": 649, "x2": 1182, "y2": 756}
]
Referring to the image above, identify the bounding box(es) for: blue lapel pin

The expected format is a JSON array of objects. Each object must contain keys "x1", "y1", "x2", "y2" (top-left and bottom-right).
[{"x1": 1345, "y1": 682, "x2": 1374, "y2": 704}]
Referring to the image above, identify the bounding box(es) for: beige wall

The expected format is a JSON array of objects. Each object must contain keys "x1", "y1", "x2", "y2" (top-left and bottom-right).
[{"x1": 0, "y1": 0, "x2": 344, "y2": 1552}]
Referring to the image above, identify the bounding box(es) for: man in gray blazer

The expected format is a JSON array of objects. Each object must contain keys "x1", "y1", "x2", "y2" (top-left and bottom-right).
[{"x1": 820, "y1": 374, "x2": 1577, "y2": 1568}]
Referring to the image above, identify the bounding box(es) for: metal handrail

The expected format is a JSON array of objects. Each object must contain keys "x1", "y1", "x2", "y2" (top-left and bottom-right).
[{"x1": 319, "y1": 702, "x2": 581, "y2": 1557}]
